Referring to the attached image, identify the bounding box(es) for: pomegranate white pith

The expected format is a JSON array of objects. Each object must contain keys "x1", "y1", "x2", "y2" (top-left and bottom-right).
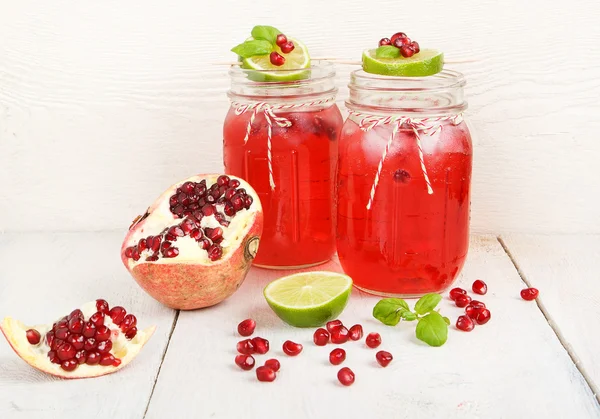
[
  {"x1": 0, "y1": 301, "x2": 155, "y2": 379},
  {"x1": 121, "y1": 174, "x2": 263, "y2": 310}
]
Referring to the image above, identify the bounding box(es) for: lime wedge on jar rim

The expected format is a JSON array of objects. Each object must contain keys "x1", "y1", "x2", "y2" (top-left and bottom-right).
[
  {"x1": 362, "y1": 48, "x2": 444, "y2": 77},
  {"x1": 264, "y1": 271, "x2": 352, "y2": 327},
  {"x1": 242, "y1": 37, "x2": 311, "y2": 82}
]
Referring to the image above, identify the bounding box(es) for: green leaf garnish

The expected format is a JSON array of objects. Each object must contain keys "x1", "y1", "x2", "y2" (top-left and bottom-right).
[
  {"x1": 416, "y1": 312, "x2": 448, "y2": 347},
  {"x1": 443, "y1": 316, "x2": 451, "y2": 325},
  {"x1": 414, "y1": 293, "x2": 442, "y2": 315},
  {"x1": 251, "y1": 25, "x2": 281, "y2": 44},
  {"x1": 401, "y1": 311, "x2": 418, "y2": 322},
  {"x1": 375, "y1": 45, "x2": 401, "y2": 59},
  {"x1": 231, "y1": 40, "x2": 273, "y2": 59},
  {"x1": 372, "y1": 298, "x2": 411, "y2": 326}
]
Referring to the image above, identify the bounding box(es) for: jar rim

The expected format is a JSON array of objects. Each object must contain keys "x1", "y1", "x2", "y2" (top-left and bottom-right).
[{"x1": 349, "y1": 69, "x2": 466, "y2": 92}]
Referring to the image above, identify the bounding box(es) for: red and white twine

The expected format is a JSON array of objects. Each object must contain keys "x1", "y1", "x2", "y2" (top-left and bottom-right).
[
  {"x1": 232, "y1": 98, "x2": 336, "y2": 190},
  {"x1": 348, "y1": 110, "x2": 463, "y2": 210}
]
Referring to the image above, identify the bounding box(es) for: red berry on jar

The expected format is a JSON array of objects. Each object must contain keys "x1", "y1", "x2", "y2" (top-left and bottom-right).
[
  {"x1": 280, "y1": 41, "x2": 295, "y2": 54},
  {"x1": 456, "y1": 315, "x2": 475, "y2": 331},
  {"x1": 269, "y1": 52, "x2": 285, "y2": 66},
  {"x1": 379, "y1": 38, "x2": 391, "y2": 46},
  {"x1": 455, "y1": 294, "x2": 472, "y2": 308},
  {"x1": 449, "y1": 287, "x2": 467, "y2": 301},
  {"x1": 275, "y1": 34, "x2": 288, "y2": 47},
  {"x1": 390, "y1": 32, "x2": 407, "y2": 44},
  {"x1": 410, "y1": 41, "x2": 420, "y2": 53},
  {"x1": 520, "y1": 287, "x2": 539, "y2": 301},
  {"x1": 472, "y1": 280, "x2": 488, "y2": 295},
  {"x1": 399, "y1": 45, "x2": 415, "y2": 58}
]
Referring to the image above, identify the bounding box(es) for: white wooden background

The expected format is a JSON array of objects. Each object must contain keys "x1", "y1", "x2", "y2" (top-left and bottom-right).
[{"x1": 1, "y1": 0, "x2": 599, "y2": 234}]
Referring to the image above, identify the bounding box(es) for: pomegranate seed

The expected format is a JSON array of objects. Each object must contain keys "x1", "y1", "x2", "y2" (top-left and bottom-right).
[
  {"x1": 329, "y1": 348, "x2": 346, "y2": 365},
  {"x1": 229, "y1": 179, "x2": 241, "y2": 188},
  {"x1": 410, "y1": 41, "x2": 420, "y2": 53},
  {"x1": 125, "y1": 327, "x2": 138, "y2": 339},
  {"x1": 264, "y1": 359, "x2": 280, "y2": 372},
  {"x1": 202, "y1": 204, "x2": 215, "y2": 216},
  {"x1": 120, "y1": 314, "x2": 137, "y2": 332},
  {"x1": 207, "y1": 244, "x2": 223, "y2": 261},
  {"x1": 57, "y1": 343, "x2": 76, "y2": 361},
  {"x1": 61, "y1": 359, "x2": 78, "y2": 372},
  {"x1": 51, "y1": 338, "x2": 64, "y2": 351},
  {"x1": 138, "y1": 238, "x2": 147, "y2": 252},
  {"x1": 237, "y1": 339, "x2": 255, "y2": 355},
  {"x1": 349, "y1": 324, "x2": 363, "y2": 341},
  {"x1": 82, "y1": 321, "x2": 96, "y2": 338},
  {"x1": 168, "y1": 226, "x2": 185, "y2": 238},
  {"x1": 56, "y1": 317, "x2": 68, "y2": 328},
  {"x1": 231, "y1": 194, "x2": 245, "y2": 211},
  {"x1": 256, "y1": 366, "x2": 276, "y2": 382},
  {"x1": 67, "y1": 334, "x2": 85, "y2": 350},
  {"x1": 45, "y1": 331, "x2": 55, "y2": 347},
  {"x1": 251, "y1": 337, "x2": 269, "y2": 354},
  {"x1": 313, "y1": 328, "x2": 330, "y2": 346},
  {"x1": 26, "y1": 329, "x2": 41, "y2": 345},
  {"x1": 198, "y1": 239, "x2": 211, "y2": 250},
  {"x1": 455, "y1": 294, "x2": 472, "y2": 308},
  {"x1": 390, "y1": 32, "x2": 407, "y2": 44},
  {"x1": 97, "y1": 340, "x2": 113, "y2": 354},
  {"x1": 74, "y1": 350, "x2": 87, "y2": 364},
  {"x1": 366, "y1": 332, "x2": 382, "y2": 348},
  {"x1": 180, "y1": 219, "x2": 195, "y2": 234},
  {"x1": 235, "y1": 354, "x2": 256, "y2": 371},
  {"x1": 465, "y1": 305, "x2": 481, "y2": 319},
  {"x1": 48, "y1": 350, "x2": 60, "y2": 364},
  {"x1": 89, "y1": 312, "x2": 105, "y2": 327},
  {"x1": 84, "y1": 338, "x2": 97, "y2": 351},
  {"x1": 124, "y1": 247, "x2": 135, "y2": 258},
  {"x1": 95, "y1": 325, "x2": 111, "y2": 341},
  {"x1": 270, "y1": 51, "x2": 285, "y2": 66},
  {"x1": 275, "y1": 33, "x2": 287, "y2": 47},
  {"x1": 470, "y1": 300, "x2": 486, "y2": 309},
  {"x1": 55, "y1": 326, "x2": 69, "y2": 340},
  {"x1": 379, "y1": 37, "x2": 391, "y2": 46},
  {"x1": 376, "y1": 350, "x2": 393, "y2": 367},
  {"x1": 400, "y1": 45, "x2": 415, "y2": 57},
  {"x1": 237, "y1": 319, "x2": 256, "y2": 337},
  {"x1": 131, "y1": 248, "x2": 141, "y2": 261},
  {"x1": 326, "y1": 319, "x2": 343, "y2": 333},
  {"x1": 331, "y1": 326, "x2": 349, "y2": 344},
  {"x1": 68, "y1": 309, "x2": 84, "y2": 320},
  {"x1": 68, "y1": 317, "x2": 84, "y2": 334},
  {"x1": 280, "y1": 41, "x2": 295, "y2": 54},
  {"x1": 180, "y1": 181, "x2": 195, "y2": 194},
  {"x1": 99, "y1": 353, "x2": 118, "y2": 366},
  {"x1": 282, "y1": 340, "x2": 303, "y2": 356},
  {"x1": 474, "y1": 309, "x2": 491, "y2": 325},
  {"x1": 337, "y1": 367, "x2": 355, "y2": 386},
  {"x1": 189, "y1": 228, "x2": 203, "y2": 240},
  {"x1": 472, "y1": 280, "x2": 488, "y2": 295},
  {"x1": 521, "y1": 287, "x2": 539, "y2": 301},
  {"x1": 113, "y1": 358, "x2": 122, "y2": 367},
  {"x1": 244, "y1": 195, "x2": 253, "y2": 209},
  {"x1": 217, "y1": 175, "x2": 230, "y2": 186},
  {"x1": 86, "y1": 352, "x2": 100, "y2": 365},
  {"x1": 109, "y1": 306, "x2": 127, "y2": 325},
  {"x1": 205, "y1": 227, "x2": 224, "y2": 243},
  {"x1": 456, "y1": 315, "x2": 475, "y2": 331},
  {"x1": 449, "y1": 287, "x2": 467, "y2": 301}
]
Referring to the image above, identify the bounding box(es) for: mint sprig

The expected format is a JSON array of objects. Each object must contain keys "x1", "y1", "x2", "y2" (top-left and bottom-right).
[
  {"x1": 231, "y1": 39, "x2": 273, "y2": 58},
  {"x1": 372, "y1": 293, "x2": 448, "y2": 347}
]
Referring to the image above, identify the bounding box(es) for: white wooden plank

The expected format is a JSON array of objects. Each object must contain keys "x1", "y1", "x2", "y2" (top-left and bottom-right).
[
  {"x1": 0, "y1": 232, "x2": 176, "y2": 419},
  {"x1": 145, "y1": 235, "x2": 600, "y2": 419},
  {"x1": 501, "y1": 234, "x2": 600, "y2": 403},
  {"x1": 1, "y1": 1, "x2": 599, "y2": 234}
]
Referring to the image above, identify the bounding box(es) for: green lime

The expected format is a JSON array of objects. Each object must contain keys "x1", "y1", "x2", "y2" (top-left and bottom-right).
[
  {"x1": 362, "y1": 48, "x2": 444, "y2": 77},
  {"x1": 264, "y1": 271, "x2": 353, "y2": 327},
  {"x1": 242, "y1": 37, "x2": 311, "y2": 82}
]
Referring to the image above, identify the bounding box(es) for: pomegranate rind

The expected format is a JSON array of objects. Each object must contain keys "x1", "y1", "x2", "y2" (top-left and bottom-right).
[
  {"x1": 0, "y1": 316, "x2": 155, "y2": 380},
  {"x1": 121, "y1": 174, "x2": 263, "y2": 310}
]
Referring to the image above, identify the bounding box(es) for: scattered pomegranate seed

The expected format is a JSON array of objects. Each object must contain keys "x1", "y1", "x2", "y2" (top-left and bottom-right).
[
  {"x1": 331, "y1": 326, "x2": 350, "y2": 344},
  {"x1": 366, "y1": 332, "x2": 382, "y2": 348},
  {"x1": 449, "y1": 287, "x2": 467, "y2": 301},
  {"x1": 109, "y1": 306, "x2": 127, "y2": 325},
  {"x1": 348, "y1": 324, "x2": 363, "y2": 341},
  {"x1": 326, "y1": 320, "x2": 343, "y2": 333},
  {"x1": 376, "y1": 350, "x2": 393, "y2": 367},
  {"x1": 390, "y1": 32, "x2": 407, "y2": 44},
  {"x1": 474, "y1": 308, "x2": 491, "y2": 325},
  {"x1": 379, "y1": 38, "x2": 391, "y2": 46},
  {"x1": 313, "y1": 328, "x2": 330, "y2": 346},
  {"x1": 237, "y1": 319, "x2": 256, "y2": 337},
  {"x1": 337, "y1": 367, "x2": 355, "y2": 386},
  {"x1": 251, "y1": 337, "x2": 269, "y2": 354},
  {"x1": 470, "y1": 300, "x2": 486, "y2": 309},
  {"x1": 256, "y1": 366, "x2": 276, "y2": 382},
  {"x1": 455, "y1": 294, "x2": 472, "y2": 308},
  {"x1": 275, "y1": 34, "x2": 287, "y2": 47},
  {"x1": 456, "y1": 315, "x2": 475, "y2": 331},
  {"x1": 329, "y1": 348, "x2": 346, "y2": 365},
  {"x1": 472, "y1": 280, "x2": 488, "y2": 295},
  {"x1": 264, "y1": 359, "x2": 280, "y2": 372},
  {"x1": 26, "y1": 329, "x2": 41, "y2": 345},
  {"x1": 237, "y1": 339, "x2": 255, "y2": 355},
  {"x1": 399, "y1": 45, "x2": 415, "y2": 58},
  {"x1": 465, "y1": 305, "x2": 479, "y2": 319},
  {"x1": 270, "y1": 51, "x2": 285, "y2": 66},
  {"x1": 282, "y1": 340, "x2": 303, "y2": 356},
  {"x1": 521, "y1": 287, "x2": 539, "y2": 301},
  {"x1": 280, "y1": 41, "x2": 295, "y2": 54},
  {"x1": 235, "y1": 354, "x2": 255, "y2": 371}
]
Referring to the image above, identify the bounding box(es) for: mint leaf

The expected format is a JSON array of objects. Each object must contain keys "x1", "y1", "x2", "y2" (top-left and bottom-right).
[
  {"x1": 375, "y1": 45, "x2": 400, "y2": 59},
  {"x1": 373, "y1": 298, "x2": 410, "y2": 326},
  {"x1": 416, "y1": 312, "x2": 448, "y2": 347},
  {"x1": 231, "y1": 40, "x2": 273, "y2": 58},
  {"x1": 443, "y1": 316, "x2": 451, "y2": 325},
  {"x1": 401, "y1": 311, "x2": 418, "y2": 322},
  {"x1": 251, "y1": 25, "x2": 281, "y2": 44},
  {"x1": 414, "y1": 293, "x2": 442, "y2": 315}
]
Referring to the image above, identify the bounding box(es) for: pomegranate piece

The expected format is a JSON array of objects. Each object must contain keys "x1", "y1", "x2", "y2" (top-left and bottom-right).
[
  {"x1": 120, "y1": 314, "x2": 137, "y2": 332},
  {"x1": 84, "y1": 338, "x2": 97, "y2": 351},
  {"x1": 82, "y1": 321, "x2": 96, "y2": 338},
  {"x1": 465, "y1": 305, "x2": 480, "y2": 319},
  {"x1": 269, "y1": 51, "x2": 285, "y2": 66},
  {"x1": 95, "y1": 325, "x2": 111, "y2": 342},
  {"x1": 109, "y1": 306, "x2": 127, "y2": 325},
  {"x1": 74, "y1": 350, "x2": 87, "y2": 365},
  {"x1": 390, "y1": 32, "x2": 407, "y2": 44},
  {"x1": 251, "y1": 337, "x2": 270, "y2": 355},
  {"x1": 326, "y1": 319, "x2": 343, "y2": 333},
  {"x1": 275, "y1": 33, "x2": 287, "y2": 47},
  {"x1": 376, "y1": 350, "x2": 393, "y2": 367},
  {"x1": 237, "y1": 319, "x2": 256, "y2": 337},
  {"x1": 456, "y1": 315, "x2": 475, "y2": 331},
  {"x1": 474, "y1": 309, "x2": 491, "y2": 325},
  {"x1": 67, "y1": 334, "x2": 85, "y2": 350},
  {"x1": 61, "y1": 359, "x2": 78, "y2": 372},
  {"x1": 521, "y1": 287, "x2": 539, "y2": 301},
  {"x1": 125, "y1": 327, "x2": 138, "y2": 340},
  {"x1": 26, "y1": 329, "x2": 41, "y2": 345},
  {"x1": 331, "y1": 326, "x2": 350, "y2": 344},
  {"x1": 472, "y1": 280, "x2": 488, "y2": 295},
  {"x1": 399, "y1": 45, "x2": 415, "y2": 58},
  {"x1": 235, "y1": 354, "x2": 255, "y2": 371},
  {"x1": 313, "y1": 328, "x2": 330, "y2": 346},
  {"x1": 329, "y1": 348, "x2": 346, "y2": 365},
  {"x1": 280, "y1": 41, "x2": 295, "y2": 54},
  {"x1": 470, "y1": 300, "x2": 486, "y2": 309},
  {"x1": 264, "y1": 359, "x2": 280, "y2": 372},
  {"x1": 97, "y1": 340, "x2": 113, "y2": 354},
  {"x1": 378, "y1": 37, "x2": 391, "y2": 46},
  {"x1": 237, "y1": 339, "x2": 255, "y2": 355},
  {"x1": 337, "y1": 367, "x2": 355, "y2": 386},
  {"x1": 410, "y1": 41, "x2": 420, "y2": 53},
  {"x1": 366, "y1": 332, "x2": 382, "y2": 348},
  {"x1": 57, "y1": 343, "x2": 76, "y2": 361},
  {"x1": 68, "y1": 317, "x2": 84, "y2": 334},
  {"x1": 449, "y1": 287, "x2": 467, "y2": 301},
  {"x1": 348, "y1": 324, "x2": 363, "y2": 341},
  {"x1": 69, "y1": 309, "x2": 84, "y2": 320},
  {"x1": 121, "y1": 174, "x2": 263, "y2": 310},
  {"x1": 455, "y1": 294, "x2": 472, "y2": 308},
  {"x1": 89, "y1": 312, "x2": 105, "y2": 327},
  {"x1": 256, "y1": 366, "x2": 276, "y2": 382},
  {"x1": 86, "y1": 352, "x2": 100, "y2": 365},
  {"x1": 282, "y1": 340, "x2": 303, "y2": 356}
]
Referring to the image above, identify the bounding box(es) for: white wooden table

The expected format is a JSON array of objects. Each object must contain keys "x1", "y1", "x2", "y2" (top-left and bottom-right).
[{"x1": 1, "y1": 232, "x2": 599, "y2": 419}]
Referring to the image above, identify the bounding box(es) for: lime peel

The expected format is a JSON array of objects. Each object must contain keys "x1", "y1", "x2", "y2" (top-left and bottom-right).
[{"x1": 362, "y1": 48, "x2": 444, "y2": 77}]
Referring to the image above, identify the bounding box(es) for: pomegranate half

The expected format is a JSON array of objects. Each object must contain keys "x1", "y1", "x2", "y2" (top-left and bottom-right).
[
  {"x1": 121, "y1": 174, "x2": 263, "y2": 310},
  {"x1": 0, "y1": 300, "x2": 155, "y2": 379}
]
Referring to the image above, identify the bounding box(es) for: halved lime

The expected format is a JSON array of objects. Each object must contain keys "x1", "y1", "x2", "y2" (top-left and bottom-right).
[
  {"x1": 264, "y1": 271, "x2": 353, "y2": 327},
  {"x1": 242, "y1": 37, "x2": 311, "y2": 82},
  {"x1": 362, "y1": 48, "x2": 444, "y2": 77}
]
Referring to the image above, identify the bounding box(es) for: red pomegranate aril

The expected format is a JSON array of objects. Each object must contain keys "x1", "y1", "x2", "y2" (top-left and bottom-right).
[
  {"x1": 168, "y1": 226, "x2": 185, "y2": 238},
  {"x1": 390, "y1": 32, "x2": 407, "y2": 44},
  {"x1": 124, "y1": 247, "x2": 135, "y2": 258},
  {"x1": 163, "y1": 247, "x2": 179, "y2": 258},
  {"x1": 474, "y1": 309, "x2": 491, "y2": 325},
  {"x1": 465, "y1": 305, "x2": 480, "y2": 319},
  {"x1": 189, "y1": 228, "x2": 203, "y2": 240},
  {"x1": 57, "y1": 343, "x2": 76, "y2": 361},
  {"x1": 470, "y1": 300, "x2": 486, "y2": 309},
  {"x1": 56, "y1": 317, "x2": 68, "y2": 328},
  {"x1": 280, "y1": 41, "x2": 295, "y2": 54},
  {"x1": 400, "y1": 45, "x2": 415, "y2": 57},
  {"x1": 68, "y1": 317, "x2": 84, "y2": 334},
  {"x1": 449, "y1": 287, "x2": 467, "y2": 301},
  {"x1": 61, "y1": 359, "x2": 78, "y2": 372},
  {"x1": 244, "y1": 195, "x2": 253, "y2": 209},
  {"x1": 270, "y1": 51, "x2": 285, "y2": 66},
  {"x1": 237, "y1": 319, "x2": 256, "y2": 337},
  {"x1": 48, "y1": 350, "x2": 60, "y2": 364},
  {"x1": 349, "y1": 324, "x2": 363, "y2": 341},
  {"x1": 237, "y1": 339, "x2": 255, "y2": 355},
  {"x1": 96, "y1": 299, "x2": 110, "y2": 314},
  {"x1": 95, "y1": 325, "x2": 111, "y2": 342},
  {"x1": 138, "y1": 238, "x2": 147, "y2": 252},
  {"x1": 251, "y1": 337, "x2": 269, "y2": 354},
  {"x1": 205, "y1": 227, "x2": 224, "y2": 243},
  {"x1": 67, "y1": 334, "x2": 85, "y2": 350},
  {"x1": 198, "y1": 238, "x2": 211, "y2": 250},
  {"x1": 74, "y1": 349, "x2": 87, "y2": 365},
  {"x1": 46, "y1": 331, "x2": 55, "y2": 348},
  {"x1": 82, "y1": 321, "x2": 96, "y2": 338},
  {"x1": 410, "y1": 41, "x2": 420, "y2": 53},
  {"x1": 125, "y1": 327, "x2": 138, "y2": 339},
  {"x1": 97, "y1": 340, "x2": 113, "y2": 354},
  {"x1": 394, "y1": 37, "x2": 412, "y2": 48},
  {"x1": 131, "y1": 249, "x2": 141, "y2": 261},
  {"x1": 275, "y1": 33, "x2": 287, "y2": 47},
  {"x1": 455, "y1": 294, "x2": 472, "y2": 308},
  {"x1": 201, "y1": 204, "x2": 216, "y2": 216},
  {"x1": 264, "y1": 358, "x2": 280, "y2": 372},
  {"x1": 109, "y1": 306, "x2": 127, "y2": 325},
  {"x1": 99, "y1": 353, "x2": 118, "y2": 367},
  {"x1": 331, "y1": 326, "x2": 349, "y2": 344},
  {"x1": 86, "y1": 351, "x2": 100, "y2": 365},
  {"x1": 180, "y1": 219, "x2": 195, "y2": 234},
  {"x1": 224, "y1": 188, "x2": 236, "y2": 200},
  {"x1": 337, "y1": 367, "x2": 355, "y2": 386},
  {"x1": 366, "y1": 332, "x2": 382, "y2": 348},
  {"x1": 379, "y1": 37, "x2": 391, "y2": 46},
  {"x1": 51, "y1": 338, "x2": 64, "y2": 351},
  {"x1": 120, "y1": 314, "x2": 137, "y2": 332},
  {"x1": 456, "y1": 315, "x2": 475, "y2": 331},
  {"x1": 521, "y1": 287, "x2": 539, "y2": 301},
  {"x1": 235, "y1": 354, "x2": 256, "y2": 371},
  {"x1": 329, "y1": 348, "x2": 346, "y2": 365},
  {"x1": 282, "y1": 340, "x2": 303, "y2": 356},
  {"x1": 84, "y1": 338, "x2": 97, "y2": 351},
  {"x1": 55, "y1": 326, "x2": 69, "y2": 340},
  {"x1": 89, "y1": 312, "x2": 105, "y2": 327},
  {"x1": 26, "y1": 329, "x2": 41, "y2": 345},
  {"x1": 217, "y1": 175, "x2": 230, "y2": 186},
  {"x1": 256, "y1": 366, "x2": 276, "y2": 382},
  {"x1": 229, "y1": 179, "x2": 241, "y2": 188},
  {"x1": 472, "y1": 280, "x2": 488, "y2": 295},
  {"x1": 313, "y1": 328, "x2": 330, "y2": 346},
  {"x1": 161, "y1": 241, "x2": 172, "y2": 252},
  {"x1": 376, "y1": 350, "x2": 393, "y2": 367},
  {"x1": 180, "y1": 181, "x2": 195, "y2": 194},
  {"x1": 326, "y1": 319, "x2": 343, "y2": 333},
  {"x1": 68, "y1": 309, "x2": 84, "y2": 320},
  {"x1": 207, "y1": 244, "x2": 223, "y2": 261},
  {"x1": 231, "y1": 194, "x2": 245, "y2": 211}
]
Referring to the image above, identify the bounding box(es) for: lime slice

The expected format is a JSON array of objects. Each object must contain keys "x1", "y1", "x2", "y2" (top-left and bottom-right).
[
  {"x1": 264, "y1": 271, "x2": 353, "y2": 327},
  {"x1": 242, "y1": 37, "x2": 311, "y2": 82},
  {"x1": 362, "y1": 48, "x2": 444, "y2": 77}
]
